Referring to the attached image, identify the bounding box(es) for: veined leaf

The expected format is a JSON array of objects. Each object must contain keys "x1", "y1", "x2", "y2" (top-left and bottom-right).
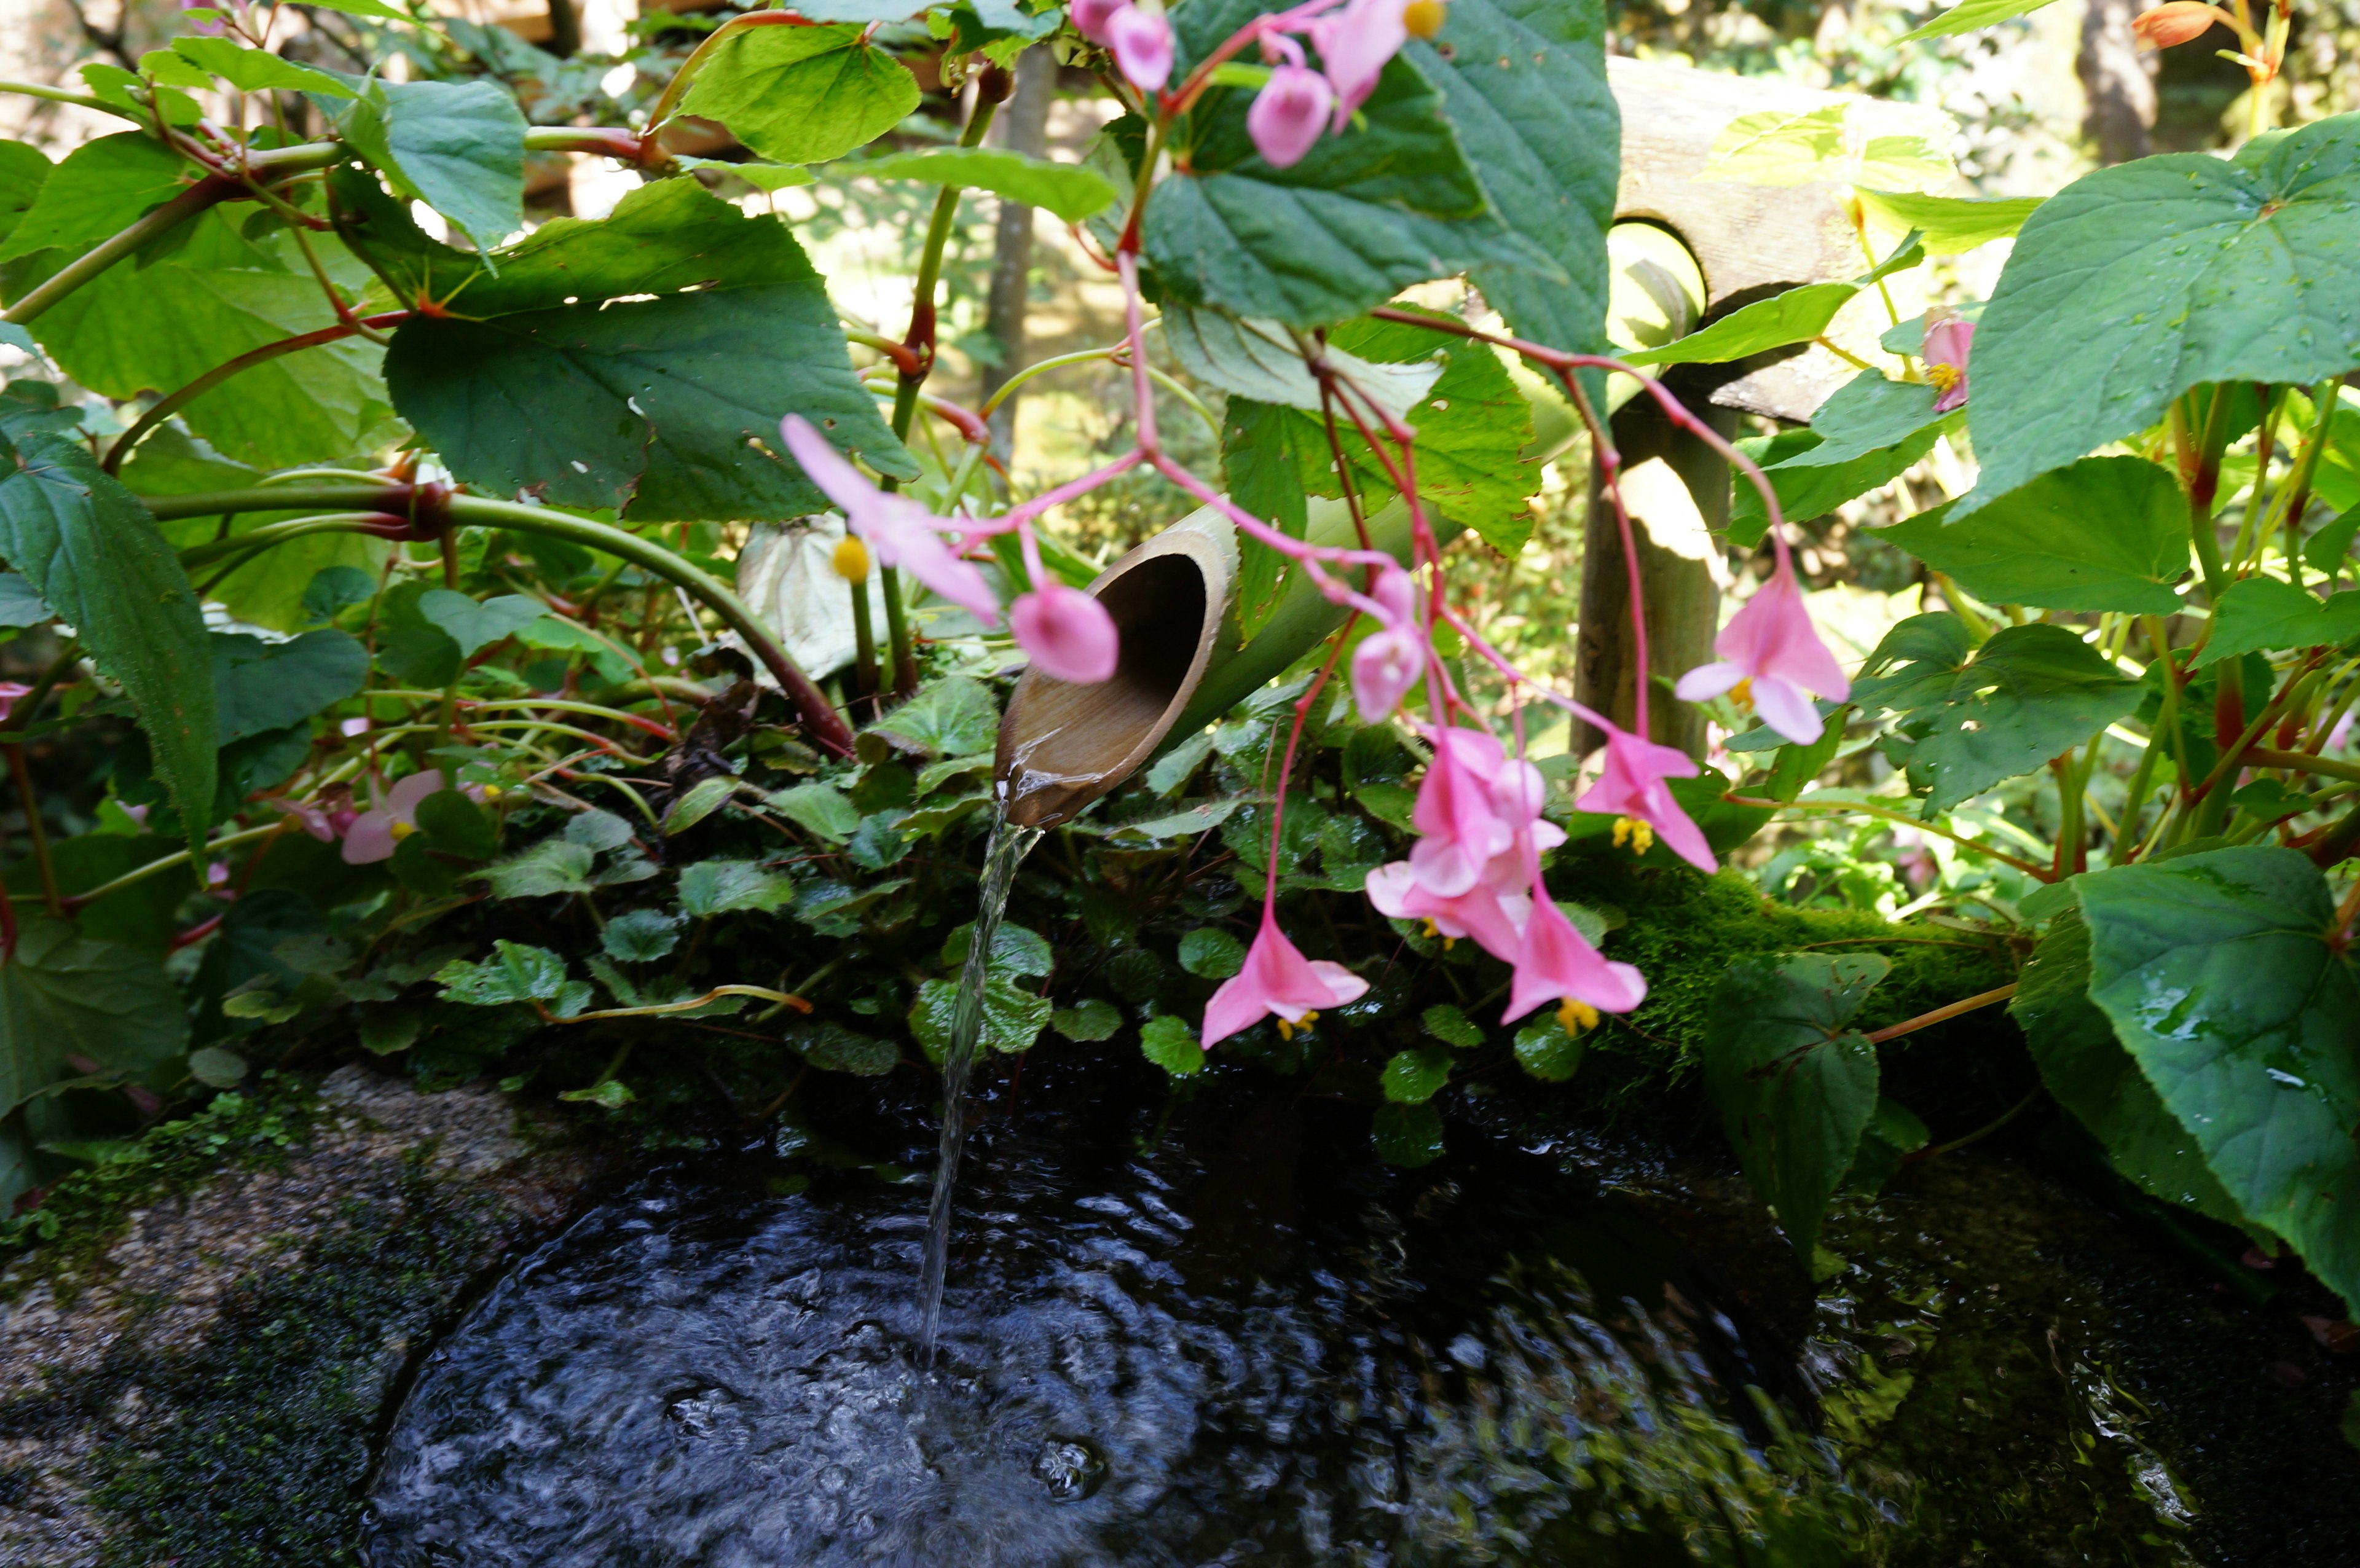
[
  {"x1": 2078, "y1": 848, "x2": 2360, "y2": 1310},
  {"x1": 336, "y1": 77, "x2": 526, "y2": 251},
  {"x1": 1729, "y1": 374, "x2": 1956, "y2": 547},
  {"x1": 1881, "y1": 457, "x2": 2192, "y2": 615},
  {"x1": 0, "y1": 133, "x2": 187, "y2": 265},
  {"x1": 1965, "y1": 114, "x2": 2360, "y2": 513},
  {"x1": 0, "y1": 919, "x2": 188, "y2": 1119},
  {"x1": 1163, "y1": 302, "x2": 1442, "y2": 421},
  {"x1": 1701, "y1": 952, "x2": 1887, "y2": 1260},
  {"x1": 211, "y1": 629, "x2": 368, "y2": 743},
  {"x1": 680, "y1": 23, "x2": 921, "y2": 165},
  {"x1": 2013, "y1": 907, "x2": 2244, "y2": 1226},
  {"x1": 384, "y1": 178, "x2": 911, "y2": 520},
  {"x1": 1149, "y1": 0, "x2": 1559, "y2": 327},
  {"x1": 840, "y1": 146, "x2": 1116, "y2": 222},
  {"x1": 1855, "y1": 617, "x2": 2138, "y2": 811},
  {"x1": 0, "y1": 429, "x2": 214, "y2": 831},
  {"x1": 1404, "y1": 0, "x2": 1615, "y2": 355},
  {"x1": 171, "y1": 37, "x2": 354, "y2": 96}
]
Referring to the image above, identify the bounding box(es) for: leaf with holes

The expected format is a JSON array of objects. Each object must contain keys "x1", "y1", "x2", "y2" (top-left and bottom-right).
[{"x1": 334, "y1": 77, "x2": 525, "y2": 251}]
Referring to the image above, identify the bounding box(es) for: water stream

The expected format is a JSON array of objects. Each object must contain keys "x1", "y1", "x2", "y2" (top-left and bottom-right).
[{"x1": 917, "y1": 804, "x2": 1043, "y2": 1360}]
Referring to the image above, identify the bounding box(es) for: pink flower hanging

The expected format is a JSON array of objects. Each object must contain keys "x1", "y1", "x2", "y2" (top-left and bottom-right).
[
  {"x1": 1349, "y1": 566, "x2": 1424, "y2": 723},
  {"x1": 1407, "y1": 726, "x2": 1513, "y2": 899},
  {"x1": 1247, "y1": 64, "x2": 1335, "y2": 168},
  {"x1": 1503, "y1": 893, "x2": 1646, "y2": 1027},
  {"x1": 1674, "y1": 567, "x2": 1849, "y2": 745},
  {"x1": 1574, "y1": 723, "x2": 1715, "y2": 871},
  {"x1": 1070, "y1": 0, "x2": 1125, "y2": 42},
  {"x1": 1203, "y1": 913, "x2": 1370, "y2": 1045},
  {"x1": 1010, "y1": 583, "x2": 1120, "y2": 683},
  {"x1": 780, "y1": 415, "x2": 1001, "y2": 624}
]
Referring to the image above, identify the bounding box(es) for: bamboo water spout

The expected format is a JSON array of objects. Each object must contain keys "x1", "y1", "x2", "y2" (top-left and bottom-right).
[{"x1": 994, "y1": 493, "x2": 1424, "y2": 828}]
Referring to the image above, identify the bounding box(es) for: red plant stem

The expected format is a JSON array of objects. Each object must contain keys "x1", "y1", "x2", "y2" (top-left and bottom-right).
[
  {"x1": 1259, "y1": 624, "x2": 1353, "y2": 912},
  {"x1": 105, "y1": 310, "x2": 411, "y2": 473}
]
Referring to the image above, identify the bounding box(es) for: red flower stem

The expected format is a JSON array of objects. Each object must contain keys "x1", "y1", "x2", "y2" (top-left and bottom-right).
[{"x1": 1259, "y1": 621, "x2": 1353, "y2": 911}]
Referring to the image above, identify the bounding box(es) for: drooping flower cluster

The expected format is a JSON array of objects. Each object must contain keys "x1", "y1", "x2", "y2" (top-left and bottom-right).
[
  {"x1": 1236, "y1": 0, "x2": 1447, "y2": 168},
  {"x1": 1073, "y1": 0, "x2": 1176, "y2": 93}
]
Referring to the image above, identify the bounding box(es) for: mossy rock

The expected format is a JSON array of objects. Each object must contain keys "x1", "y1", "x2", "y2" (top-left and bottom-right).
[{"x1": 0, "y1": 1067, "x2": 604, "y2": 1567}]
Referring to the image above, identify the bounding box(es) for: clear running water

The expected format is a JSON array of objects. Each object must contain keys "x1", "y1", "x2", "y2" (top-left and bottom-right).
[
  {"x1": 361, "y1": 1073, "x2": 1868, "y2": 1566},
  {"x1": 918, "y1": 807, "x2": 1043, "y2": 1360}
]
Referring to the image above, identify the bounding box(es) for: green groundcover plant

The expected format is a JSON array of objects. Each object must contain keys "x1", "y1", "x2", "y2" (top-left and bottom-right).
[{"x1": 0, "y1": 0, "x2": 2357, "y2": 1318}]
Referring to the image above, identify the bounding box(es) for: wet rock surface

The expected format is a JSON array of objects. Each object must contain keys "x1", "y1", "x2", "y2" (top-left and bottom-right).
[{"x1": 0, "y1": 1066, "x2": 604, "y2": 1567}]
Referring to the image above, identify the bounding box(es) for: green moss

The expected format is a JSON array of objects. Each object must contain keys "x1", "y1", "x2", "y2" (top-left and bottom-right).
[
  {"x1": 1, "y1": 1076, "x2": 320, "y2": 1302},
  {"x1": 78, "y1": 1160, "x2": 500, "y2": 1567},
  {"x1": 1567, "y1": 864, "x2": 2018, "y2": 1070}
]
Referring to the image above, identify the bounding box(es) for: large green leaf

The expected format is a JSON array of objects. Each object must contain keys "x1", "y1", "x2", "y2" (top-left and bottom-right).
[
  {"x1": 1403, "y1": 0, "x2": 1615, "y2": 355},
  {"x1": 843, "y1": 146, "x2": 1115, "y2": 222},
  {"x1": 1965, "y1": 114, "x2": 2360, "y2": 512},
  {"x1": 18, "y1": 212, "x2": 390, "y2": 469},
  {"x1": 1855, "y1": 619, "x2": 2138, "y2": 811},
  {"x1": 680, "y1": 23, "x2": 920, "y2": 165},
  {"x1": 2193, "y1": 574, "x2": 2360, "y2": 668},
  {"x1": 384, "y1": 178, "x2": 910, "y2": 520},
  {"x1": 2077, "y1": 848, "x2": 2360, "y2": 1309},
  {"x1": 1147, "y1": 0, "x2": 1557, "y2": 327},
  {"x1": 1701, "y1": 952, "x2": 1886, "y2": 1260},
  {"x1": 1624, "y1": 282, "x2": 1855, "y2": 368},
  {"x1": 1163, "y1": 302, "x2": 1442, "y2": 418},
  {"x1": 336, "y1": 77, "x2": 527, "y2": 251},
  {"x1": 2013, "y1": 907, "x2": 2244, "y2": 1226},
  {"x1": 0, "y1": 917, "x2": 189, "y2": 1118},
  {"x1": 170, "y1": 37, "x2": 355, "y2": 97},
  {"x1": 0, "y1": 428, "x2": 214, "y2": 829},
  {"x1": 0, "y1": 132, "x2": 187, "y2": 265},
  {"x1": 1881, "y1": 457, "x2": 2192, "y2": 614},
  {"x1": 212, "y1": 629, "x2": 368, "y2": 742}
]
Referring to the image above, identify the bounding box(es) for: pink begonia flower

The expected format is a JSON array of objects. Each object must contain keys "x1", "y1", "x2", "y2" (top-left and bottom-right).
[
  {"x1": 1366, "y1": 859, "x2": 1530, "y2": 963},
  {"x1": 1247, "y1": 65, "x2": 1335, "y2": 168},
  {"x1": 270, "y1": 798, "x2": 336, "y2": 842},
  {"x1": 1203, "y1": 914, "x2": 1369, "y2": 1046},
  {"x1": 1106, "y1": 4, "x2": 1174, "y2": 92},
  {"x1": 1407, "y1": 726, "x2": 1512, "y2": 898},
  {"x1": 1674, "y1": 567, "x2": 1849, "y2": 745},
  {"x1": 1575, "y1": 724, "x2": 1715, "y2": 872},
  {"x1": 1010, "y1": 583, "x2": 1120, "y2": 684},
  {"x1": 1350, "y1": 567, "x2": 1423, "y2": 722},
  {"x1": 344, "y1": 770, "x2": 447, "y2": 865},
  {"x1": 780, "y1": 415, "x2": 1000, "y2": 624},
  {"x1": 1309, "y1": 0, "x2": 1408, "y2": 128},
  {"x1": 1924, "y1": 315, "x2": 1973, "y2": 414},
  {"x1": 1504, "y1": 892, "x2": 1646, "y2": 1026},
  {"x1": 1071, "y1": 0, "x2": 1125, "y2": 42},
  {"x1": 0, "y1": 683, "x2": 31, "y2": 723}
]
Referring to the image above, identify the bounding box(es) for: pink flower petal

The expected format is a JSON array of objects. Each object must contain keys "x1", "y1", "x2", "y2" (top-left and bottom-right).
[
  {"x1": 1071, "y1": 0, "x2": 1125, "y2": 42},
  {"x1": 1107, "y1": 4, "x2": 1174, "y2": 91},
  {"x1": 1247, "y1": 64, "x2": 1335, "y2": 168},
  {"x1": 1011, "y1": 584, "x2": 1120, "y2": 684},
  {"x1": 1309, "y1": 0, "x2": 1407, "y2": 127},
  {"x1": 1350, "y1": 626, "x2": 1422, "y2": 722},
  {"x1": 1573, "y1": 726, "x2": 1715, "y2": 872},
  {"x1": 387, "y1": 769, "x2": 447, "y2": 820},
  {"x1": 1504, "y1": 894, "x2": 1646, "y2": 1025},
  {"x1": 1203, "y1": 917, "x2": 1369, "y2": 1045},
  {"x1": 1750, "y1": 675, "x2": 1824, "y2": 747},
  {"x1": 342, "y1": 811, "x2": 397, "y2": 864}
]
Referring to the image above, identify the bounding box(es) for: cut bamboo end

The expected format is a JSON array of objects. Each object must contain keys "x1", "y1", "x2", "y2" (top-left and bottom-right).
[{"x1": 995, "y1": 514, "x2": 1237, "y2": 828}]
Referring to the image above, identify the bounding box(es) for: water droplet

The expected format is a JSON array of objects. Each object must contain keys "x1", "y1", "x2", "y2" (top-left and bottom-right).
[{"x1": 1034, "y1": 1438, "x2": 1107, "y2": 1501}]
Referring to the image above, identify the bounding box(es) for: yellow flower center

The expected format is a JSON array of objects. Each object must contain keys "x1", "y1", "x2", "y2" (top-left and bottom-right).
[
  {"x1": 1402, "y1": 0, "x2": 1447, "y2": 37},
  {"x1": 1558, "y1": 998, "x2": 1599, "y2": 1034},
  {"x1": 1275, "y1": 1010, "x2": 1320, "y2": 1040},
  {"x1": 481, "y1": 783, "x2": 503, "y2": 801},
  {"x1": 832, "y1": 535, "x2": 873, "y2": 583},
  {"x1": 390, "y1": 818, "x2": 416, "y2": 841},
  {"x1": 1728, "y1": 677, "x2": 1754, "y2": 711},
  {"x1": 1611, "y1": 816, "x2": 1655, "y2": 855},
  {"x1": 1927, "y1": 363, "x2": 1963, "y2": 394}
]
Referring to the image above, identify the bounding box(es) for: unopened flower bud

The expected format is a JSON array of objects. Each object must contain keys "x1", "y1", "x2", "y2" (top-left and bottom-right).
[{"x1": 2131, "y1": 1, "x2": 2228, "y2": 47}]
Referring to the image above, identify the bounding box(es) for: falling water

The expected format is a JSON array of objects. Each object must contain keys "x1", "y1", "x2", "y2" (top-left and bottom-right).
[{"x1": 918, "y1": 801, "x2": 1044, "y2": 1359}]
